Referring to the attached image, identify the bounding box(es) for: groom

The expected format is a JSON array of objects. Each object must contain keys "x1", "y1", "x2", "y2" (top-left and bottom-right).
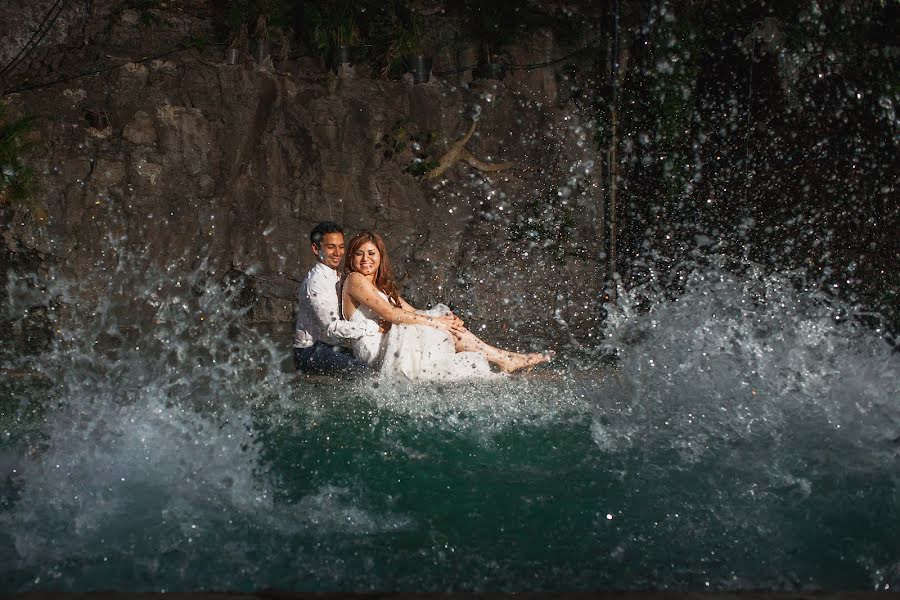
[{"x1": 293, "y1": 221, "x2": 378, "y2": 377}]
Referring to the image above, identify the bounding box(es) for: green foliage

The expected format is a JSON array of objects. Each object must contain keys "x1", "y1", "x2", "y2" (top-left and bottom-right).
[
  {"x1": 378, "y1": 121, "x2": 409, "y2": 157},
  {"x1": 405, "y1": 157, "x2": 440, "y2": 179},
  {"x1": 652, "y1": 40, "x2": 697, "y2": 148},
  {"x1": 305, "y1": 0, "x2": 362, "y2": 53},
  {"x1": 591, "y1": 1, "x2": 706, "y2": 203},
  {"x1": 370, "y1": 1, "x2": 428, "y2": 78},
  {"x1": 376, "y1": 120, "x2": 439, "y2": 179},
  {"x1": 649, "y1": 10, "x2": 701, "y2": 201},
  {"x1": 339, "y1": 0, "x2": 420, "y2": 79},
  {"x1": 0, "y1": 102, "x2": 39, "y2": 214},
  {"x1": 396, "y1": 3, "x2": 426, "y2": 55}
]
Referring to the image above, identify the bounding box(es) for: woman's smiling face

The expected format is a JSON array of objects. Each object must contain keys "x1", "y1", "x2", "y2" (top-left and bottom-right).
[{"x1": 352, "y1": 241, "x2": 380, "y2": 278}]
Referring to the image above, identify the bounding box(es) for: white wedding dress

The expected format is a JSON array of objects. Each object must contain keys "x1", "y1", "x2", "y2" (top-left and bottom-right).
[{"x1": 347, "y1": 293, "x2": 496, "y2": 382}]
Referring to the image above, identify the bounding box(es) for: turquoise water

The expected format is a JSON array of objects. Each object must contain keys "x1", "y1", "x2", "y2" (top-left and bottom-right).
[{"x1": 1, "y1": 261, "x2": 898, "y2": 592}]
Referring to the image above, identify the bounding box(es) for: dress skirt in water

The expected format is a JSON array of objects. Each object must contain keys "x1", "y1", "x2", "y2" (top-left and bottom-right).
[{"x1": 350, "y1": 300, "x2": 495, "y2": 382}]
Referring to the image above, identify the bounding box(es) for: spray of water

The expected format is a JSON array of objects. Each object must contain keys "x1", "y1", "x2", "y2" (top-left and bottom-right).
[
  {"x1": 0, "y1": 246, "x2": 596, "y2": 590},
  {"x1": 593, "y1": 256, "x2": 898, "y2": 458},
  {"x1": 1, "y1": 244, "x2": 897, "y2": 591},
  {"x1": 1, "y1": 246, "x2": 302, "y2": 588},
  {"x1": 589, "y1": 256, "x2": 899, "y2": 590}
]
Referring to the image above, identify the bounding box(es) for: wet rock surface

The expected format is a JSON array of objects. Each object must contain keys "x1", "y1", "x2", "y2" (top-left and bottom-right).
[{"x1": 1, "y1": 2, "x2": 603, "y2": 351}]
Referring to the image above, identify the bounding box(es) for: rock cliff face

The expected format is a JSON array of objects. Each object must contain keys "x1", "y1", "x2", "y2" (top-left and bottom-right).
[{"x1": 2, "y1": 2, "x2": 605, "y2": 351}]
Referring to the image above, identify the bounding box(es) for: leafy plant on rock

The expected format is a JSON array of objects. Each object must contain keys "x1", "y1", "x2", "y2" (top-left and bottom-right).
[
  {"x1": 376, "y1": 120, "x2": 439, "y2": 179},
  {"x1": 376, "y1": 1, "x2": 428, "y2": 78},
  {"x1": 0, "y1": 102, "x2": 42, "y2": 222},
  {"x1": 306, "y1": 0, "x2": 362, "y2": 55}
]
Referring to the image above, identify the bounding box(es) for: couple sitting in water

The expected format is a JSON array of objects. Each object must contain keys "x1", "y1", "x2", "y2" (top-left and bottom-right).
[{"x1": 293, "y1": 221, "x2": 552, "y2": 381}]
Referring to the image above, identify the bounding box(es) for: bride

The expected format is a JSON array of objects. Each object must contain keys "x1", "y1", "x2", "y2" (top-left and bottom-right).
[{"x1": 341, "y1": 231, "x2": 553, "y2": 381}]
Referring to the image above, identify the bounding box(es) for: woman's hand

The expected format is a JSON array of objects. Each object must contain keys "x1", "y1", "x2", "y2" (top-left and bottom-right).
[
  {"x1": 447, "y1": 312, "x2": 464, "y2": 328},
  {"x1": 432, "y1": 314, "x2": 465, "y2": 335}
]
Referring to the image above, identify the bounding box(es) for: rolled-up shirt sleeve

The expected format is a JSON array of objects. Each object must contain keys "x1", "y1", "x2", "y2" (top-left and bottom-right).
[{"x1": 327, "y1": 317, "x2": 379, "y2": 339}]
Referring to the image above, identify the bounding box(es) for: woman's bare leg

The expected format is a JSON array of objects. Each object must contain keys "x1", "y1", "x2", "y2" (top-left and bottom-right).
[{"x1": 452, "y1": 329, "x2": 552, "y2": 373}]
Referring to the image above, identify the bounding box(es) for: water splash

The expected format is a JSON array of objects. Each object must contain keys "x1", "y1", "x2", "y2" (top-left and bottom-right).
[
  {"x1": 589, "y1": 256, "x2": 899, "y2": 590},
  {"x1": 592, "y1": 257, "x2": 898, "y2": 459},
  {"x1": 1, "y1": 249, "x2": 898, "y2": 591},
  {"x1": 1, "y1": 248, "x2": 298, "y2": 589}
]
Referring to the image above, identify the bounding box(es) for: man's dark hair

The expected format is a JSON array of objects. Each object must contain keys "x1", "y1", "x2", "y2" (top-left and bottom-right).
[{"x1": 310, "y1": 221, "x2": 343, "y2": 246}]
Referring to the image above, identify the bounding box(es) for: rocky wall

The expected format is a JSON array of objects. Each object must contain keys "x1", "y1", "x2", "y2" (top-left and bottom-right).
[{"x1": 2, "y1": 4, "x2": 606, "y2": 352}]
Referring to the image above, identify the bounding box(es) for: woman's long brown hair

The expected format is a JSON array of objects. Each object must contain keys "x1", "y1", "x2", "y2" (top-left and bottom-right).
[{"x1": 343, "y1": 231, "x2": 402, "y2": 307}]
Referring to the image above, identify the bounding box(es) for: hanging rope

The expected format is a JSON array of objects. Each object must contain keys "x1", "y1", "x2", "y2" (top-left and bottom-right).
[
  {"x1": 2, "y1": 42, "x2": 212, "y2": 96},
  {"x1": 432, "y1": 32, "x2": 609, "y2": 77},
  {"x1": 0, "y1": 0, "x2": 69, "y2": 81}
]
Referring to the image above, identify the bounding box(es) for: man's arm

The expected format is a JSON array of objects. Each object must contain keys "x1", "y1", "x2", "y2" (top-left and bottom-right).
[
  {"x1": 326, "y1": 314, "x2": 379, "y2": 339},
  {"x1": 306, "y1": 277, "x2": 378, "y2": 340}
]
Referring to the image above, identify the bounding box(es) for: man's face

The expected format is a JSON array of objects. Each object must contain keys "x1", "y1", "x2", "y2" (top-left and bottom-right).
[{"x1": 312, "y1": 232, "x2": 345, "y2": 269}]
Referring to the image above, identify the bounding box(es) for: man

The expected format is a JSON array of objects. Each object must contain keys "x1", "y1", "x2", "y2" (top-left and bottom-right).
[{"x1": 293, "y1": 221, "x2": 378, "y2": 377}]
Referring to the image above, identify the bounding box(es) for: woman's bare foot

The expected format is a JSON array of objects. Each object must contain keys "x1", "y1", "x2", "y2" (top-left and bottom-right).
[{"x1": 498, "y1": 350, "x2": 554, "y2": 374}]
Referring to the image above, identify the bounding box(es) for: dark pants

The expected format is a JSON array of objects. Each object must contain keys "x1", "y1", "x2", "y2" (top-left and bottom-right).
[{"x1": 293, "y1": 341, "x2": 368, "y2": 378}]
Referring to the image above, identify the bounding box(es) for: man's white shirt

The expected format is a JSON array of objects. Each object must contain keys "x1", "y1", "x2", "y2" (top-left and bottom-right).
[{"x1": 293, "y1": 262, "x2": 378, "y2": 348}]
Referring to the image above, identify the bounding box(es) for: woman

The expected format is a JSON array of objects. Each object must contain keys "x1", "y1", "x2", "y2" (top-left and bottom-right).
[{"x1": 341, "y1": 231, "x2": 552, "y2": 381}]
